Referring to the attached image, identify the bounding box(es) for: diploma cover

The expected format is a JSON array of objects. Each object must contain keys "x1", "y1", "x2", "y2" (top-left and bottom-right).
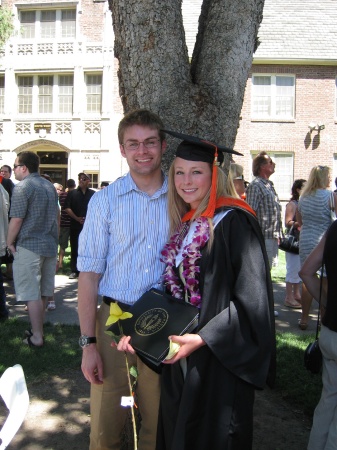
[{"x1": 108, "y1": 289, "x2": 199, "y2": 366}]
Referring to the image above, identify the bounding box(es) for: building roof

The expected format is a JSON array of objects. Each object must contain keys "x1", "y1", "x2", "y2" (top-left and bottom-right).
[
  {"x1": 254, "y1": 0, "x2": 337, "y2": 63},
  {"x1": 183, "y1": 0, "x2": 337, "y2": 64}
]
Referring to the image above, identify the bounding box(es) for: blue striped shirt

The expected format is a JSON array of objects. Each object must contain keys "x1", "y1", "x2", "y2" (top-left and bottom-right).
[{"x1": 77, "y1": 172, "x2": 169, "y2": 304}]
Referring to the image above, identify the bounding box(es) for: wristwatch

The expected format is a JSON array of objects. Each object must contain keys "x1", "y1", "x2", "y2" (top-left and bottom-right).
[{"x1": 79, "y1": 335, "x2": 97, "y2": 348}]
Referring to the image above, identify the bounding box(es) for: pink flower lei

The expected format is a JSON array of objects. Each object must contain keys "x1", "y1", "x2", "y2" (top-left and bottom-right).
[{"x1": 160, "y1": 216, "x2": 210, "y2": 308}]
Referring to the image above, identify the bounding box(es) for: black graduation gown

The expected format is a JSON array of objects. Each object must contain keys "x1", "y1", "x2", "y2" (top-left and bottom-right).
[{"x1": 156, "y1": 207, "x2": 276, "y2": 450}]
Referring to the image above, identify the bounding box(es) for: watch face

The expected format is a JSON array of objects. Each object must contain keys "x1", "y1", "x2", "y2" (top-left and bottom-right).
[{"x1": 79, "y1": 335, "x2": 88, "y2": 347}]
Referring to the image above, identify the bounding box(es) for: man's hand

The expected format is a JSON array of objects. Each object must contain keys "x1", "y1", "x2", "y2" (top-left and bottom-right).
[
  {"x1": 81, "y1": 345, "x2": 104, "y2": 384},
  {"x1": 163, "y1": 334, "x2": 206, "y2": 364}
]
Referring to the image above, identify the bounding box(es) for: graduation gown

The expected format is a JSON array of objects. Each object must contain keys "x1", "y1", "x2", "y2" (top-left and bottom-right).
[{"x1": 156, "y1": 207, "x2": 276, "y2": 450}]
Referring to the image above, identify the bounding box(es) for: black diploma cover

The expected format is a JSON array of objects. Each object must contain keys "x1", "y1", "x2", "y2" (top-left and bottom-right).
[{"x1": 108, "y1": 289, "x2": 199, "y2": 366}]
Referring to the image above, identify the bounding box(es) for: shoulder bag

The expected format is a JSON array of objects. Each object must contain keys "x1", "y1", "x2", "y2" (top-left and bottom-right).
[{"x1": 278, "y1": 225, "x2": 299, "y2": 254}]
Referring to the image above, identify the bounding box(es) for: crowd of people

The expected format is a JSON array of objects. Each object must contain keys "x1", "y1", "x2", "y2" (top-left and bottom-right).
[{"x1": 1, "y1": 109, "x2": 337, "y2": 449}]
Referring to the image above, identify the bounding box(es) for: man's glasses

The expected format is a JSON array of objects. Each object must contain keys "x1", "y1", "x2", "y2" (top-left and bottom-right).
[
  {"x1": 79, "y1": 177, "x2": 89, "y2": 182},
  {"x1": 123, "y1": 138, "x2": 160, "y2": 151},
  {"x1": 13, "y1": 164, "x2": 24, "y2": 169}
]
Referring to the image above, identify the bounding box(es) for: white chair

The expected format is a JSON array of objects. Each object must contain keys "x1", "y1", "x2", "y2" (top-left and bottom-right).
[{"x1": 0, "y1": 364, "x2": 29, "y2": 450}]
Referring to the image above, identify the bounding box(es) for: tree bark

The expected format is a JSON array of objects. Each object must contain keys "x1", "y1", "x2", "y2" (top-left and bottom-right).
[{"x1": 108, "y1": 0, "x2": 264, "y2": 170}]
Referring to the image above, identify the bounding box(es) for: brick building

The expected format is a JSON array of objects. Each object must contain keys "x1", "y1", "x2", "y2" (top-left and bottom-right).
[{"x1": 235, "y1": 0, "x2": 337, "y2": 200}]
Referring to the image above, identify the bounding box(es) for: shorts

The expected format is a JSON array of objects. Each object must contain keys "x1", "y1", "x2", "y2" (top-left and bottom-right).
[
  {"x1": 59, "y1": 227, "x2": 70, "y2": 250},
  {"x1": 13, "y1": 246, "x2": 56, "y2": 302},
  {"x1": 264, "y1": 238, "x2": 279, "y2": 269}
]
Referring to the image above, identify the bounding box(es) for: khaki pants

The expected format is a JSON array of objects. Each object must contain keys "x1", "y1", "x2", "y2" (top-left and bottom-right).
[{"x1": 90, "y1": 302, "x2": 160, "y2": 450}]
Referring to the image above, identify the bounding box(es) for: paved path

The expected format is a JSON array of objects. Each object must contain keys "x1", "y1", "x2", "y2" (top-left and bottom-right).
[{"x1": 3, "y1": 273, "x2": 319, "y2": 334}]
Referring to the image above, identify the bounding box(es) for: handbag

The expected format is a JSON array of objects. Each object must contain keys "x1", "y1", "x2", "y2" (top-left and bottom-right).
[
  {"x1": 278, "y1": 225, "x2": 299, "y2": 254},
  {"x1": 304, "y1": 264, "x2": 323, "y2": 374},
  {"x1": 329, "y1": 191, "x2": 336, "y2": 222}
]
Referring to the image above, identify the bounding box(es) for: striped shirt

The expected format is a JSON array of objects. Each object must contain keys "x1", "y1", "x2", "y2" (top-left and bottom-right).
[
  {"x1": 246, "y1": 176, "x2": 282, "y2": 239},
  {"x1": 9, "y1": 173, "x2": 59, "y2": 256},
  {"x1": 77, "y1": 172, "x2": 169, "y2": 304}
]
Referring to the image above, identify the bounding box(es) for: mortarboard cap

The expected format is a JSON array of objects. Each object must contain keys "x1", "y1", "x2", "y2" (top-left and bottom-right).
[{"x1": 162, "y1": 130, "x2": 243, "y2": 165}]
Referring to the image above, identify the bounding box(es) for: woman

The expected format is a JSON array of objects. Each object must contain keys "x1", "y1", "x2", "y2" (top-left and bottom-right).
[
  {"x1": 297, "y1": 165, "x2": 337, "y2": 330},
  {"x1": 229, "y1": 162, "x2": 246, "y2": 199},
  {"x1": 299, "y1": 220, "x2": 337, "y2": 449},
  {"x1": 283, "y1": 179, "x2": 306, "y2": 308},
  {"x1": 156, "y1": 132, "x2": 274, "y2": 449}
]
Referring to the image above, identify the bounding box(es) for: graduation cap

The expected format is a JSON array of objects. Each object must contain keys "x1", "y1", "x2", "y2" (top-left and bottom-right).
[
  {"x1": 162, "y1": 130, "x2": 243, "y2": 166},
  {"x1": 162, "y1": 130, "x2": 243, "y2": 219}
]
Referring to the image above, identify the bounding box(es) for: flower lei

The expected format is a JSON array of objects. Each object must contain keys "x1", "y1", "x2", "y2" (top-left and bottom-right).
[{"x1": 160, "y1": 216, "x2": 210, "y2": 308}]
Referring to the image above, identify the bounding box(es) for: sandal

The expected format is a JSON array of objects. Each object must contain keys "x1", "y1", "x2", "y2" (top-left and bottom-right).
[
  {"x1": 284, "y1": 300, "x2": 302, "y2": 309},
  {"x1": 298, "y1": 319, "x2": 308, "y2": 331},
  {"x1": 23, "y1": 336, "x2": 43, "y2": 347}
]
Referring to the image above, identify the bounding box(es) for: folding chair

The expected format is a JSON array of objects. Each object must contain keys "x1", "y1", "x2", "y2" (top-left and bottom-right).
[{"x1": 0, "y1": 364, "x2": 29, "y2": 449}]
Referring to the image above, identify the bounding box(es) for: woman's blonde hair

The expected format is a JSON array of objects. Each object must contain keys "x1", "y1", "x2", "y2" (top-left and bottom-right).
[
  {"x1": 167, "y1": 161, "x2": 237, "y2": 246},
  {"x1": 300, "y1": 165, "x2": 330, "y2": 197}
]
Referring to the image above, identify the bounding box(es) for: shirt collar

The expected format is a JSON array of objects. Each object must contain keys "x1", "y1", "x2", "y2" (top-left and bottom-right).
[{"x1": 118, "y1": 172, "x2": 168, "y2": 198}]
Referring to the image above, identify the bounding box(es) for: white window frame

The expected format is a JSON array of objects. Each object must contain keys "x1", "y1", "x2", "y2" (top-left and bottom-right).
[
  {"x1": 19, "y1": 9, "x2": 76, "y2": 40},
  {"x1": 251, "y1": 74, "x2": 295, "y2": 120},
  {"x1": 17, "y1": 74, "x2": 74, "y2": 116},
  {"x1": 84, "y1": 172, "x2": 99, "y2": 190},
  {"x1": 86, "y1": 74, "x2": 102, "y2": 114},
  {"x1": 250, "y1": 152, "x2": 294, "y2": 201},
  {"x1": 0, "y1": 76, "x2": 4, "y2": 114}
]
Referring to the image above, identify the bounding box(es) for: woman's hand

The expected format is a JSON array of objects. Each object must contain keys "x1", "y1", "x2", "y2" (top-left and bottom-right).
[
  {"x1": 115, "y1": 335, "x2": 135, "y2": 354},
  {"x1": 163, "y1": 333, "x2": 206, "y2": 364}
]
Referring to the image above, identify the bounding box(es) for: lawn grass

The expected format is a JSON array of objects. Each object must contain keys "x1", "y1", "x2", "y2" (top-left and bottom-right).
[
  {"x1": 0, "y1": 317, "x2": 82, "y2": 384},
  {"x1": 1, "y1": 247, "x2": 322, "y2": 419}
]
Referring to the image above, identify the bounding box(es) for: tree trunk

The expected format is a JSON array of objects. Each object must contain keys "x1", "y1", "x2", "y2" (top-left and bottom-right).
[{"x1": 108, "y1": 0, "x2": 264, "y2": 170}]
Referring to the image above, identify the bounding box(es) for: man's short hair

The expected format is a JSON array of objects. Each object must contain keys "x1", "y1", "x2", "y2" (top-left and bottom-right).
[
  {"x1": 1, "y1": 164, "x2": 12, "y2": 176},
  {"x1": 67, "y1": 179, "x2": 76, "y2": 188},
  {"x1": 100, "y1": 181, "x2": 109, "y2": 188},
  {"x1": 17, "y1": 151, "x2": 40, "y2": 174},
  {"x1": 118, "y1": 109, "x2": 165, "y2": 144},
  {"x1": 252, "y1": 151, "x2": 270, "y2": 177}
]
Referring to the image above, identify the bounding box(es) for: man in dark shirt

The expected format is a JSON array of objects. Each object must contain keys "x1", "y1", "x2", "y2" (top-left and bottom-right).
[
  {"x1": 58, "y1": 179, "x2": 76, "y2": 270},
  {"x1": 64, "y1": 173, "x2": 95, "y2": 279}
]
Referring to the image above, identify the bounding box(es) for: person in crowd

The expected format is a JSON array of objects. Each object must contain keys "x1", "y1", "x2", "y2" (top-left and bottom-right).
[
  {"x1": 77, "y1": 109, "x2": 169, "y2": 450},
  {"x1": 6, "y1": 152, "x2": 59, "y2": 346},
  {"x1": 229, "y1": 162, "x2": 246, "y2": 199},
  {"x1": 283, "y1": 179, "x2": 306, "y2": 309},
  {"x1": 118, "y1": 131, "x2": 275, "y2": 450},
  {"x1": 296, "y1": 165, "x2": 337, "y2": 330},
  {"x1": 58, "y1": 179, "x2": 76, "y2": 270},
  {"x1": 1, "y1": 167, "x2": 15, "y2": 280},
  {"x1": 334, "y1": 176, "x2": 337, "y2": 193},
  {"x1": 0, "y1": 181, "x2": 9, "y2": 320},
  {"x1": 246, "y1": 151, "x2": 282, "y2": 317},
  {"x1": 64, "y1": 173, "x2": 95, "y2": 279},
  {"x1": 100, "y1": 181, "x2": 109, "y2": 189},
  {"x1": 299, "y1": 220, "x2": 337, "y2": 449}
]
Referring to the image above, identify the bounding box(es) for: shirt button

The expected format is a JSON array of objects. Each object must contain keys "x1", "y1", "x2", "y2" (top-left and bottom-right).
[
  {"x1": 148, "y1": 245, "x2": 151, "y2": 249},
  {"x1": 145, "y1": 269, "x2": 149, "y2": 273}
]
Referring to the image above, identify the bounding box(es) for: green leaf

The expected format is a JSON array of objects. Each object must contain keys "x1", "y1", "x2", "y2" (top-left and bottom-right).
[{"x1": 129, "y1": 365, "x2": 138, "y2": 379}]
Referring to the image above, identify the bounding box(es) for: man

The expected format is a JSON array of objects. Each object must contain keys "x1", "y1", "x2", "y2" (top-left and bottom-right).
[
  {"x1": 77, "y1": 109, "x2": 169, "y2": 450},
  {"x1": 0, "y1": 182, "x2": 9, "y2": 320},
  {"x1": 6, "y1": 152, "x2": 59, "y2": 346},
  {"x1": 64, "y1": 173, "x2": 95, "y2": 279},
  {"x1": 246, "y1": 152, "x2": 281, "y2": 316},
  {"x1": 58, "y1": 179, "x2": 76, "y2": 270}
]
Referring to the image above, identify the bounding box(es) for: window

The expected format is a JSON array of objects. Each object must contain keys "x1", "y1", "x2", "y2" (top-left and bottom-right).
[
  {"x1": 85, "y1": 172, "x2": 99, "y2": 189},
  {"x1": 38, "y1": 76, "x2": 53, "y2": 113},
  {"x1": 86, "y1": 75, "x2": 102, "y2": 113},
  {"x1": 0, "y1": 77, "x2": 4, "y2": 114},
  {"x1": 18, "y1": 74, "x2": 73, "y2": 115},
  {"x1": 252, "y1": 75, "x2": 295, "y2": 119},
  {"x1": 18, "y1": 76, "x2": 33, "y2": 114},
  {"x1": 61, "y1": 10, "x2": 76, "y2": 38},
  {"x1": 19, "y1": 9, "x2": 76, "y2": 39},
  {"x1": 21, "y1": 11, "x2": 35, "y2": 38},
  {"x1": 251, "y1": 152, "x2": 293, "y2": 200},
  {"x1": 58, "y1": 75, "x2": 73, "y2": 113}
]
